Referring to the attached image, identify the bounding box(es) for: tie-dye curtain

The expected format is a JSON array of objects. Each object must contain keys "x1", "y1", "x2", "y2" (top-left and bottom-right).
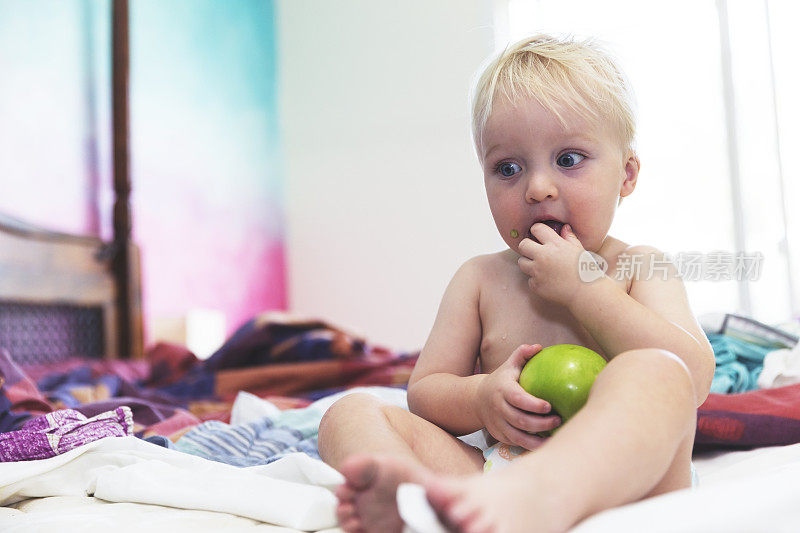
[{"x1": 0, "y1": 0, "x2": 286, "y2": 341}]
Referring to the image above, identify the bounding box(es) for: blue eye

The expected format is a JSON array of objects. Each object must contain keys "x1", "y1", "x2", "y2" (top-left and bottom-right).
[
  {"x1": 557, "y1": 152, "x2": 585, "y2": 168},
  {"x1": 496, "y1": 161, "x2": 522, "y2": 178}
]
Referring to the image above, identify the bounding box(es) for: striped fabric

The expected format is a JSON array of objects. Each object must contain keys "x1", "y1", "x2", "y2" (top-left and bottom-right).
[{"x1": 174, "y1": 416, "x2": 319, "y2": 467}]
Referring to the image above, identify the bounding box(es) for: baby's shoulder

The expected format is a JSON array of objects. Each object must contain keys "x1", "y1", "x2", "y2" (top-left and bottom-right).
[
  {"x1": 612, "y1": 243, "x2": 676, "y2": 291},
  {"x1": 447, "y1": 251, "x2": 516, "y2": 296},
  {"x1": 616, "y1": 243, "x2": 671, "y2": 265},
  {"x1": 457, "y1": 250, "x2": 518, "y2": 279}
]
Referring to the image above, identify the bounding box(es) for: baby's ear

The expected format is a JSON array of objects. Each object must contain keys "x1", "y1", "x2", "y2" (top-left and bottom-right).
[{"x1": 620, "y1": 153, "x2": 640, "y2": 199}]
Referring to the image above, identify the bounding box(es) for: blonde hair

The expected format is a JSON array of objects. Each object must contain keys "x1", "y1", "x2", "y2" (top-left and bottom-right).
[{"x1": 471, "y1": 34, "x2": 637, "y2": 158}]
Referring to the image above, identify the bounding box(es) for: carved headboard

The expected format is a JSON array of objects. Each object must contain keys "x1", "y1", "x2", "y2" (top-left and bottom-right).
[{"x1": 0, "y1": 215, "x2": 142, "y2": 363}]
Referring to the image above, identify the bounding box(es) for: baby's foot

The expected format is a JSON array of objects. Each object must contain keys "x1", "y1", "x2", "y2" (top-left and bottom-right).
[
  {"x1": 423, "y1": 468, "x2": 573, "y2": 533},
  {"x1": 335, "y1": 454, "x2": 434, "y2": 533}
]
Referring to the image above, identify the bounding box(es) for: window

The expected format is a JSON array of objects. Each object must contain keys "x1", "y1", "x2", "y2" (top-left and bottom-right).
[{"x1": 502, "y1": 0, "x2": 798, "y2": 324}]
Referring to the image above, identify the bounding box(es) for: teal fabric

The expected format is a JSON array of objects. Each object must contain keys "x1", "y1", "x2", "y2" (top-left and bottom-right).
[{"x1": 707, "y1": 333, "x2": 780, "y2": 393}]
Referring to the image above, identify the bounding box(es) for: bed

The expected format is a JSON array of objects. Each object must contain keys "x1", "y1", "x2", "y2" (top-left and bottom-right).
[{"x1": 2, "y1": 319, "x2": 800, "y2": 533}]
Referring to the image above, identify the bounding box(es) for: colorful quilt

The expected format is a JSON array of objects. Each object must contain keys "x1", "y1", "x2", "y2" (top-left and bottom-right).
[
  {"x1": 0, "y1": 312, "x2": 418, "y2": 464},
  {"x1": 4, "y1": 312, "x2": 800, "y2": 459}
]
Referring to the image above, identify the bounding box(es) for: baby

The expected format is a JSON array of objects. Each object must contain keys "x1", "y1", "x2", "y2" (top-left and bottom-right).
[{"x1": 317, "y1": 34, "x2": 715, "y2": 533}]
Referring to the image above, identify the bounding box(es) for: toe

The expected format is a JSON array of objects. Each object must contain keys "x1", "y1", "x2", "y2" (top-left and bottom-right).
[
  {"x1": 336, "y1": 483, "x2": 356, "y2": 502},
  {"x1": 424, "y1": 480, "x2": 471, "y2": 533},
  {"x1": 424, "y1": 478, "x2": 459, "y2": 514},
  {"x1": 449, "y1": 500, "x2": 482, "y2": 531},
  {"x1": 464, "y1": 512, "x2": 496, "y2": 533},
  {"x1": 336, "y1": 501, "x2": 356, "y2": 523},
  {"x1": 340, "y1": 516, "x2": 366, "y2": 533},
  {"x1": 340, "y1": 454, "x2": 379, "y2": 490}
]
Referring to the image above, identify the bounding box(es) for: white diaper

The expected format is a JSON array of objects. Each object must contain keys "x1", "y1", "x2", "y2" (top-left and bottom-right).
[
  {"x1": 457, "y1": 429, "x2": 529, "y2": 473},
  {"x1": 482, "y1": 442, "x2": 529, "y2": 472}
]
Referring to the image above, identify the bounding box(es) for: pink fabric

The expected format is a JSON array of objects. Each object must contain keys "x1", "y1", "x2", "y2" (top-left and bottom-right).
[
  {"x1": 0, "y1": 349, "x2": 53, "y2": 416},
  {"x1": 142, "y1": 409, "x2": 201, "y2": 439}
]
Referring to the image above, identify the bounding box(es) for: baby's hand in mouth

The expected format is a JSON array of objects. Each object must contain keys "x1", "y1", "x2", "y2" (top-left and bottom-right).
[{"x1": 529, "y1": 220, "x2": 566, "y2": 243}]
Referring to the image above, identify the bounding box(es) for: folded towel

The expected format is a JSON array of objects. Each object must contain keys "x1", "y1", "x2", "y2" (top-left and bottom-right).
[
  {"x1": 708, "y1": 334, "x2": 781, "y2": 393},
  {"x1": 757, "y1": 340, "x2": 800, "y2": 389}
]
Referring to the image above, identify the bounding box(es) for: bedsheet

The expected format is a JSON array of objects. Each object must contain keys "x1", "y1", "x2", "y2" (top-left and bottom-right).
[
  {"x1": 0, "y1": 436, "x2": 341, "y2": 530},
  {"x1": 2, "y1": 425, "x2": 800, "y2": 532},
  {"x1": 0, "y1": 385, "x2": 408, "y2": 532},
  {"x1": 397, "y1": 442, "x2": 800, "y2": 533}
]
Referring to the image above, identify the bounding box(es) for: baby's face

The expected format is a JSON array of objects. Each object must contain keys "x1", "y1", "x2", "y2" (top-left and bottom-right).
[{"x1": 479, "y1": 96, "x2": 637, "y2": 255}]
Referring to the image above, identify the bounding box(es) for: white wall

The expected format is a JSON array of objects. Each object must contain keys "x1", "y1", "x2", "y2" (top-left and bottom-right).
[{"x1": 277, "y1": 0, "x2": 500, "y2": 351}]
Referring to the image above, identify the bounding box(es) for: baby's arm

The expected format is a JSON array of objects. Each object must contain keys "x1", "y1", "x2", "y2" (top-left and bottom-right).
[
  {"x1": 407, "y1": 258, "x2": 485, "y2": 434},
  {"x1": 568, "y1": 245, "x2": 715, "y2": 405},
  {"x1": 408, "y1": 257, "x2": 555, "y2": 443}
]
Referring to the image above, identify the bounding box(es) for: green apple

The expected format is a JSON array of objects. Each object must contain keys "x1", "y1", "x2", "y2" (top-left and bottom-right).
[{"x1": 518, "y1": 344, "x2": 607, "y2": 436}]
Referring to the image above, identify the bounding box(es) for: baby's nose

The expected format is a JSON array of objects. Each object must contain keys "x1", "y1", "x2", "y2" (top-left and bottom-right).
[{"x1": 525, "y1": 172, "x2": 558, "y2": 203}]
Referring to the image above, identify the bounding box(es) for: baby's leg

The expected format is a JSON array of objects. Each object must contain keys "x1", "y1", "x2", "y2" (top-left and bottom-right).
[
  {"x1": 424, "y1": 348, "x2": 697, "y2": 533},
  {"x1": 318, "y1": 393, "x2": 484, "y2": 532}
]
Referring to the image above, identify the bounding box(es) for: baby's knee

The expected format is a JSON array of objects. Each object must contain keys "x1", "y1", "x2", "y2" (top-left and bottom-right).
[
  {"x1": 608, "y1": 348, "x2": 696, "y2": 402},
  {"x1": 319, "y1": 393, "x2": 382, "y2": 435},
  {"x1": 617, "y1": 347, "x2": 689, "y2": 371}
]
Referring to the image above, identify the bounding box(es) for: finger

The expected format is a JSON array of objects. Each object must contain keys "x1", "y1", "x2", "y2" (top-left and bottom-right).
[
  {"x1": 530, "y1": 222, "x2": 557, "y2": 244},
  {"x1": 518, "y1": 237, "x2": 539, "y2": 256},
  {"x1": 505, "y1": 405, "x2": 561, "y2": 434},
  {"x1": 505, "y1": 389, "x2": 552, "y2": 414},
  {"x1": 502, "y1": 422, "x2": 547, "y2": 451},
  {"x1": 485, "y1": 425, "x2": 509, "y2": 447},
  {"x1": 503, "y1": 383, "x2": 553, "y2": 415},
  {"x1": 508, "y1": 344, "x2": 541, "y2": 369},
  {"x1": 562, "y1": 223, "x2": 583, "y2": 244},
  {"x1": 517, "y1": 256, "x2": 535, "y2": 275}
]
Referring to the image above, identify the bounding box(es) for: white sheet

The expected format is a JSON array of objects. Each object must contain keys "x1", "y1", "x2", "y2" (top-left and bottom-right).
[
  {"x1": 2, "y1": 496, "x2": 307, "y2": 532},
  {"x1": 3, "y1": 386, "x2": 800, "y2": 532},
  {"x1": 0, "y1": 386, "x2": 408, "y2": 532},
  {"x1": 399, "y1": 443, "x2": 800, "y2": 532},
  {"x1": 0, "y1": 436, "x2": 342, "y2": 531},
  {"x1": 7, "y1": 441, "x2": 797, "y2": 533}
]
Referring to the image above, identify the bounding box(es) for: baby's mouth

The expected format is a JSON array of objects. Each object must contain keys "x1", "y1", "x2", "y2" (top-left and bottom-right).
[{"x1": 528, "y1": 220, "x2": 566, "y2": 243}]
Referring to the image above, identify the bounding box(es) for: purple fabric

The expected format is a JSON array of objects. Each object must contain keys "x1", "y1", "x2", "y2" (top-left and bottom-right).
[
  {"x1": 204, "y1": 317, "x2": 370, "y2": 371},
  {"x1": 75, "y1": 397, "x2": 181, "y2": 427},
  {"x1": 0, "y1": 406, "x2": 133, "y2": 461},
  {"x1": 0, "y1": 394, "x2": 30, "y2": 434}
]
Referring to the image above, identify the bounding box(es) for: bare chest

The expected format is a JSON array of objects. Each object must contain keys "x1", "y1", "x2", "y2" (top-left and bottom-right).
[{"x1": 477, "y1": 273, "x2": 628, "y2": 373}]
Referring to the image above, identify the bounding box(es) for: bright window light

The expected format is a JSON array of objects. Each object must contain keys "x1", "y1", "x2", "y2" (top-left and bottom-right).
[{"x1": 503, "y1": 0, "x2": 798, "y2": 324}]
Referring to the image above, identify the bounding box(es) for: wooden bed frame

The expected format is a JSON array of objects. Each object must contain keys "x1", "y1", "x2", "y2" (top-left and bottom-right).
[
  {"x1": 0, "y1": 217, "x2": 143, "y2": 361},
  {"x1": 0, "y1": 0, "x2": 142, "y2": 362}
]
